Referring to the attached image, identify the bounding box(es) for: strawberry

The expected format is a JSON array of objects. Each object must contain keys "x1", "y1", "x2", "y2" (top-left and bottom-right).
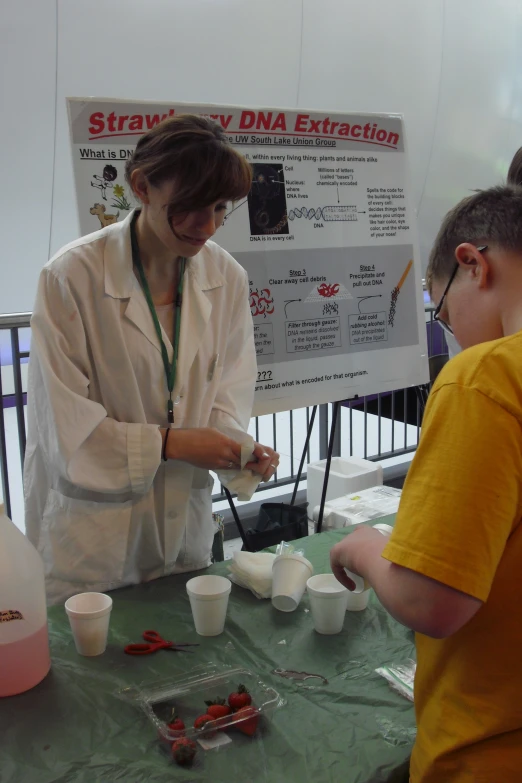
[
  {"x1": 228, "y1": 684, "x2": 252, "y2": 710},
  {"x1": 193, "y1": 713, "x2": 215, "y2": 736},
  {"x1": 233, "y1": 705, "x2": 259, "y2": 736},
  {"x1": 167, "y1": 710, "x2": 185, "y2": 736},
  {"x1": 172, "y1": 737, "x2": 196, "y2": 766},
  {"x1": 205, "y1": 698, "x2": 232, "y2": 723}
]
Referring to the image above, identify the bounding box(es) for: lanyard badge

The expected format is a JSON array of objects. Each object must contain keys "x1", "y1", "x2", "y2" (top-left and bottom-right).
[{"x1": 130, "y1": 213, "x2": 186, "y2": 425}]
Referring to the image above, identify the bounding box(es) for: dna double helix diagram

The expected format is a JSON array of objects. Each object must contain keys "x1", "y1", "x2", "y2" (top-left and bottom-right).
[{"x1": 288, "y1": 205, "x2": 358, "y2": 222}]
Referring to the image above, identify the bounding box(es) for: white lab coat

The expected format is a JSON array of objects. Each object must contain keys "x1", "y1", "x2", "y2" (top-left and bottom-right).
[{"x1": 24, "y1": 211, "x2": 256, "y2": 605}]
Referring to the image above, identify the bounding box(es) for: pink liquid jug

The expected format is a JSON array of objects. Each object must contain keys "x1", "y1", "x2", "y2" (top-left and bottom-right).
[{"x1": 0, "y1": 503, "x2": 51, "y2": 697}]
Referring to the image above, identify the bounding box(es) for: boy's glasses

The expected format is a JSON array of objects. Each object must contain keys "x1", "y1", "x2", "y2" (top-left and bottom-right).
[{"x1": 433, "y1": 245, "x2": 488, "y2": 335}]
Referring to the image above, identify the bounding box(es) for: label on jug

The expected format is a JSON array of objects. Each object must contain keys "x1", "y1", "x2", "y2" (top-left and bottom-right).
[{"x1": 0, "y1": 610, "x2": 24, "y2": 623}]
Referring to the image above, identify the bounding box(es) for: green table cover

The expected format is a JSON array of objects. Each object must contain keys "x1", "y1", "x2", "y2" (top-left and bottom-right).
[{"x1": 0, "y1": 518, "x2": 415, "y2": 783}]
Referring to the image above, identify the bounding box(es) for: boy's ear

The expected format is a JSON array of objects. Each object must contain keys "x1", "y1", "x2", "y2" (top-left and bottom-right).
[{"x1": 454, "y1": 243, "x2": 491, "y2": 289}]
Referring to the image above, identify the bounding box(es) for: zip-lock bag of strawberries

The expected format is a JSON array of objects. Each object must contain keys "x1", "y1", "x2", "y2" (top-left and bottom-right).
[{"x1": 117, "y1": 663, "x2": 284, "y2": 769}]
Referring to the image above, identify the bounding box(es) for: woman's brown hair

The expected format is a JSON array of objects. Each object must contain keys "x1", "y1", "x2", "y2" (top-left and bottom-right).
[
  {"x1": 507, "y1": 146, "x2": 522, "y2": 187},
  {"x1": 125, "y1": 114, "x2": 252, "y2": 219}
]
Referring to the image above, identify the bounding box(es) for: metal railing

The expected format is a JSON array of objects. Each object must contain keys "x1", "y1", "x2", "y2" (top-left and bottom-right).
[{"x1": 0, "y1": 308, "x2": 446, "y2": 522}]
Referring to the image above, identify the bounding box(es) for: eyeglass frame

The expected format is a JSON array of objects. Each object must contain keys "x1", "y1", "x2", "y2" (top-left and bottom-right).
[{"x1": 433, "y1": 245, "x2": 488, "y2": 335}]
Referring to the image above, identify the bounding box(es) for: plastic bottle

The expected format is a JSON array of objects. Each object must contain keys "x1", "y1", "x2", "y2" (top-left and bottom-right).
[{"x1": 0, "y1": 503, "x2": 51, "y2": 696}]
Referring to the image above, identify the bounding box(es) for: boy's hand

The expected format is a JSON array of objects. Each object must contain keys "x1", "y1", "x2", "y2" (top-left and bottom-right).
[
  {"x1": 330, "y1": 526, "x2": 388, "y2": 590},
  {"x1": 331, "y1": 525, "x2": 483, "y2": 638}
]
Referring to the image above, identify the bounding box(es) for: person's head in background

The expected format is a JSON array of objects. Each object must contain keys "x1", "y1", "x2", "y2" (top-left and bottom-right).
[
  {"x1": 507, "y1": 146, "x2": 522, "y2": 186},
  {"x1": 125, "y1": 114, "x2": 252, "y2": 258},
  {"x1": 427, "y1": 185, "x2": 522, "y2": 350}
]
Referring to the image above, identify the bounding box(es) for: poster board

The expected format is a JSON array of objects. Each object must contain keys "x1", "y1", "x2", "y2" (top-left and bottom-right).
[{"x1": 68, "y1": 98, "x2": 428, "y2": 416}]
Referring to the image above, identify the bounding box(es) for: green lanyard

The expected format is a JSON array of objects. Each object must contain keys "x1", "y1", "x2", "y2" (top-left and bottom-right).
[{"x1": 130, "y1": 214, "x2": 186, "y2": 425}]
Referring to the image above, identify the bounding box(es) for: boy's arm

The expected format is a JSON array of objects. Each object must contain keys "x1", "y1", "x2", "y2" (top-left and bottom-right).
[
  {"x1": 330, "y1": 527, "x2": 482, "y2": 638},
  {"x1": 330, "y1": 378, "x2": 522, "y2": 639}
]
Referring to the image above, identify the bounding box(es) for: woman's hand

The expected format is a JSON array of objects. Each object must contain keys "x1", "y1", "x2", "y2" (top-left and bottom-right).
[
  {"x1": 244, "y1": 442, "x2": 280, "y2": 482},
  {"x1": 163, "y1": 427, "x2": 242, "y2": 471}
]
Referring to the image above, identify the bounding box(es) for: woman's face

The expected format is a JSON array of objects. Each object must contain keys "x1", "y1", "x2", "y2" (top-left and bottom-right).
[{"x1": 144, "y1": 178, "x2": 228, "y2": 258}]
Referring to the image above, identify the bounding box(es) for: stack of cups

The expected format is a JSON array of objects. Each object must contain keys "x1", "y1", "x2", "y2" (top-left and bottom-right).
[
  {"x1": 306, "y1": 574, "x2": 348, "y2": 634},
  {"x1": 271, "y1": 554, "x2": 313, "y2": 612},
  {"x1": 64, "y1": 592, "x2": 113, "y2": 656},
  {"x1": 186, "y1": 575, "x2": 231, "y2": 636}
]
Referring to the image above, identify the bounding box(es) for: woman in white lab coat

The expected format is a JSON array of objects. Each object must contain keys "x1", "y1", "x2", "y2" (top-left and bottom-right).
[{"x1": 24, "y1": 115, "x2": 279, "y2": 605}]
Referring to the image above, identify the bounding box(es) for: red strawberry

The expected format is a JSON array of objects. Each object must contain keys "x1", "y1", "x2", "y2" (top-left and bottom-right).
[
  {"x1": 228, "y1": 684, "x2": 252, "y2": 710},
  {"x1": 205, "y1": 699, "x2": 232, "y2": 723},
  {"x1": 233, "y1": 705, "x2": 259, "y2": 736},
  {"x1": 172, "y1": 737, "x2": 196, "y2": 766},
  {"x1": 193, "y1": 713, "x2": 215, "y2": 736},
  {"x1": 167, "y1": 711, "x2": 185, "y2": 736}
]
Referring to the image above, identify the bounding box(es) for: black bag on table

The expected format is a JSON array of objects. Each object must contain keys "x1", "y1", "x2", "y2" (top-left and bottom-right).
[{"x1": 243, "y1": 502, "x2": 309, "y2": 552}]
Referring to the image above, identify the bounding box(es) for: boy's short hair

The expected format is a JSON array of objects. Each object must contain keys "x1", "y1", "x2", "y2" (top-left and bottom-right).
[{"x1": 426, "y1": 185, "x2": 522, "y2": 293}]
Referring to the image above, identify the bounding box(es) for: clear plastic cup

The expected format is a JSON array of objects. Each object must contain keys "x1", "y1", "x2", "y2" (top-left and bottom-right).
[
  {"x1": 306, "y1": 574, "x2": 348, "y2": 634},
  {"x1": 186, "y1": 575, "x2": 231, "y2": 636},
  {"x1": 64, "y1": 592, "x2": 113, "y2": 656},
  {"x1": 271, "y1": 554, "x2": 313, "y2": 612},
  {"x1": 346, "y1": 589, "x2": 371, "y2": 612}
]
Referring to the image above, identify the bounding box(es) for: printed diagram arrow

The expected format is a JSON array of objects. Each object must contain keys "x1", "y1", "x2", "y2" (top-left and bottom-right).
[
  {"x1": 284, "y1": 299, "x2": 302, "y2": 318},
  {"x1": 337, "y1": 186, "x2": 340, "y2": 204},
  {"x1": 223, "y1": 198, "x2": 248, "y2": 223},
  {"x1": 357, "y1": 294, "x2": 382, "y2": 313}
]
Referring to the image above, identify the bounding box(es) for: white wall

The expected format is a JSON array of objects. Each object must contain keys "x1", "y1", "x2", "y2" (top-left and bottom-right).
[{"x1": 2, "y1": 0, "x2": 522, "y2": 313}]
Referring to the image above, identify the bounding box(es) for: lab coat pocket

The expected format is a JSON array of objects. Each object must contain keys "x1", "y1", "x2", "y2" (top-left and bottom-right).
[
  {"x1": 182, "y1": 474, "x2": 214, "y2": 567},
  {"x1": 39, "y1": 489, "x2": 133, "y2": 586}
]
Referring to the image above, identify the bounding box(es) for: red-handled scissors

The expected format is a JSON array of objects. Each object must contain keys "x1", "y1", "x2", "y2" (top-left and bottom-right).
[{"x1": 124, "y1": 630, "x2": 199, "y2": 655}]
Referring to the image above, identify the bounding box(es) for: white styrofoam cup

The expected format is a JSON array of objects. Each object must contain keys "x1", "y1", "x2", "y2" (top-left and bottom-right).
[
  {"x1": 373, "y1": 523, "x2": 394, "y2": 536},
  {"x1": 306, "y1": 574, "x2": 348, "y2": 634},
  {"x1": 271, "y1": 554, "x2": 313, "y2": 612},
  {"x1": 343, "y1": 522, "x2": 393, "y2": 592},
  {"x1": 65, "y1": 592, "x2": 113, "y2": 656},
  {"x1": 186, "y1": 575, "x2": 231, "y2": 636},
  {"x1": 346, "y1": 589, "x2": 371, "y2": 611}
]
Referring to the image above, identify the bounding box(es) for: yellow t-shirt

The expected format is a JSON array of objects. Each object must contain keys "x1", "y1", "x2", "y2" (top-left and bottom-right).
[{"x1": 382, "y1": 331, "x2": 522, "y2": 783}]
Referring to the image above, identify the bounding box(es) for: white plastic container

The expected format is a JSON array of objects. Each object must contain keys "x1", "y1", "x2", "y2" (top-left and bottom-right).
[
  {"x1": 0, "y1": 503, "x2": 51, "y2": 697},
  {"x1": 313, "y1": 485, "x2": 401, "y2": 530},
  {"x1": 271, "y1": 554, "x2": 313, "y2": 612},
  {"x1": 65, "y1": 592, "x2": 113, "y2": 656},
  {"x1": 186, "y1": 575, "x2": 231, "y2": 636},
  {"x1": 307, "y1": 457, "x2": 383, "y2": 518},
  {"x1": 306, "y1": 574, "x2": 348, "y2": 634}
]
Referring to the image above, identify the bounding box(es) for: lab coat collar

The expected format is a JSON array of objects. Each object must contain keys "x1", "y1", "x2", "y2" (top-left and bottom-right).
[
  {"x1": 103, "y1": 209, "x2": 225, "y2": 298},
  {"x1": 103, "y1": 211, "x2": 224, "y2": 389}
]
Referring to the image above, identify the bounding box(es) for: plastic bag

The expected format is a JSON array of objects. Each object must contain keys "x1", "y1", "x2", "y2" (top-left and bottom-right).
[{"x1": 375, "y1": 659, "x2": 415, "y2": 702}]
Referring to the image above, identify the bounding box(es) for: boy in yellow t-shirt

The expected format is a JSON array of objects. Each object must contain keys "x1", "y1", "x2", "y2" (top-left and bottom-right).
[{"x1": 331, "y1": 185, "x2": 522, "y2": 782}]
